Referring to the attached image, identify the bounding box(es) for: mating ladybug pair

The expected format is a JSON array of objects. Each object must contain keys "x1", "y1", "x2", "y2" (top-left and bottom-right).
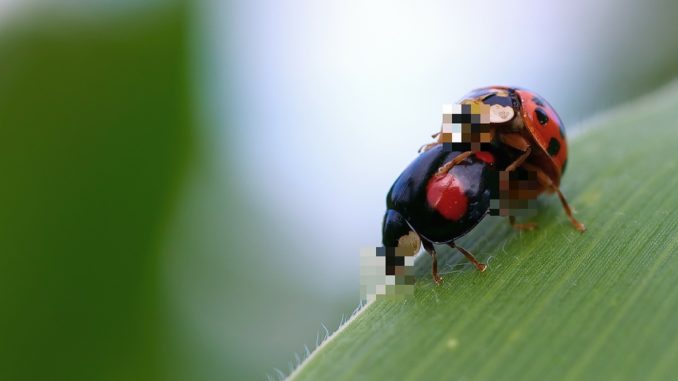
[{"x1": 382, "y1": 86, "x2": 585, "y2": 284}]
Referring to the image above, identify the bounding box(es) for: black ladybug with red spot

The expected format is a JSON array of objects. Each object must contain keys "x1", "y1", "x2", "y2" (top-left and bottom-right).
[{"x1": 383, "y1": 145, "x2": 501, "y2": 284}]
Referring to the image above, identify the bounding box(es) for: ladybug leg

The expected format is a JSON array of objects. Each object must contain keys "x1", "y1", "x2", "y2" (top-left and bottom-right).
[
  {"x1": 449, "y1": 243, "x2": 487, "y2": 272},
  {"x1": 422, "y1": 240, "x2": 442, "y2": 285},
  {"x1": 435, "y1": 151, "x2": 473, "y2": 175},
  {"x1": 508, "y1": 216, "x2": 538, "y2": 231},
  {"x1": 523, "y1": 163, "x2": 586, "y2": 233},
  {"x1": 499, "y1": 133, "x2": 532, "y2": 172}
]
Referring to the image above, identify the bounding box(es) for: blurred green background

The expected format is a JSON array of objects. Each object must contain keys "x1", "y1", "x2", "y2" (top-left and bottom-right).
[{"x1": 0, "y1": 1, "x2": 677, "y2": 380}]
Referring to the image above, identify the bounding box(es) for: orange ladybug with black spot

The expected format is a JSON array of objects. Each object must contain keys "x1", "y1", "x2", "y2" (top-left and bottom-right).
[{"x1": 421, "y1": 86, "x2": 585, "y2": 232}]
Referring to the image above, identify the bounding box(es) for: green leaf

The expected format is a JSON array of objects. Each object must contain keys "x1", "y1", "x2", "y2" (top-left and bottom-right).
[
  {"x1": 0, "y1": 4, "x2": 192, "y2": 381},
  {"x1": 289, "y1": 80, "x2": 678, "y2": 381}
]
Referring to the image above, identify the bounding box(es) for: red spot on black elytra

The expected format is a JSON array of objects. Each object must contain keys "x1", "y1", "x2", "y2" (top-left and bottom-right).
[
  {"x1": 426, "y1": 173, "x2": 468, "y2": 221},
  {"x1": 535, "y1": 108, "x2": 549, "y2": 125},
  {"x1": 547, "y1": 137, "x2": 561, "y2": 156},
  {"x1": 474, "y1": 151, "x2": 495, "y2": 165}
]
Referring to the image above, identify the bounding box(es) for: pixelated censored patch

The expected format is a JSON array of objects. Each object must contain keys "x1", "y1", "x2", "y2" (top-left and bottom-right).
[
  {"x1": 490, "y1": 170, "x2": 539, "y2": 217},
  {"x1": 360, "y1": 246, "x2": 416, "y2": 302},
  {"x1": 440, "y1": 103, "x2": 513, "y2": 145}
]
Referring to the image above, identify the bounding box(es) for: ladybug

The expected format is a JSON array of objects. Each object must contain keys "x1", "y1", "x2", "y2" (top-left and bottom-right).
[
  {"x1": 382, "y1": 145, "x2": 502, "y2": 284},
  {"x1": 421, "y1": 86, "x2": 585, "y2": 232}
]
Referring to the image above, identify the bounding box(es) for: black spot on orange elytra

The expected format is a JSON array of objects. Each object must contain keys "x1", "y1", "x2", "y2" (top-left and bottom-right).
[
  {"x1": 535, "y1": 108, "x2": 549, "y2": 125},
  {"x1": 547, "y1": 138, "x2": 561, "y2": 156},
  {"x1": 532, "y1": 97, "x2": 545, "y2": 106}
]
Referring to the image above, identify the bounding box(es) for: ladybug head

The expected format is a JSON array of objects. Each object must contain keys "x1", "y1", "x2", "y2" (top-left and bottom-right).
[{"x1": 382, "y1": 209, "x2": 421, "y2": 257}]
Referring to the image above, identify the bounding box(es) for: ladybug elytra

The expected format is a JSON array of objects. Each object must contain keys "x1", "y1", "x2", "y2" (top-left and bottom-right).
[{"x1": 383, "y1": 145, "x2": 502, "y2": 283}]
